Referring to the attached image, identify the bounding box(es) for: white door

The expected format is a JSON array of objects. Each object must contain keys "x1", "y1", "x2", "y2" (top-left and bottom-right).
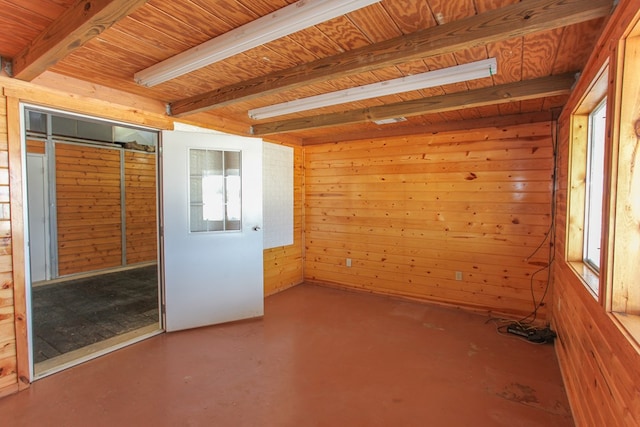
[
  {"x1": 162, "y1": 131, "x2": 264, "y2": 332},
  {"x1": 26, "y1": 153, "x2": 50, "y2": 282}
]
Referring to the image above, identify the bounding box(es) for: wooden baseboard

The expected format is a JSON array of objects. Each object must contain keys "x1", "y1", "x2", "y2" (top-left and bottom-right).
[
  {"x1": 551, "y1": 319, "x2": 580, "y2": 426},
  {"x1": 304, "y1": 279, "x2": 548, "y2": 325},
  {"x1": 0, "y1": 382, "x2": 18, "y2": 399},
  {"x1": 265, "y1": 281, "x2": 303, "y2": 297}
]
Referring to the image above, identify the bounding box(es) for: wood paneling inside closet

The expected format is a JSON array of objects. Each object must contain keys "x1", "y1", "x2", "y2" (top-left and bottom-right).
[
  {"x1": 304, "y1": 122, "x2": 554, "y2": 318},
  {"x1": 124, "y1": 150, "x2": 157, "y2": 265},
  {"x1": 56, "y1": 144, "x2": 158, "y2": 277},
  {"x1": 56, "y1": 143, "x2": 122, "y2": 276}
]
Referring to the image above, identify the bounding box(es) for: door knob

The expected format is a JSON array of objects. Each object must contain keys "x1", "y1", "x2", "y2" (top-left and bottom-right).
[{"x1": 253, "y1": 226, "x2": 261, "y2": 231}]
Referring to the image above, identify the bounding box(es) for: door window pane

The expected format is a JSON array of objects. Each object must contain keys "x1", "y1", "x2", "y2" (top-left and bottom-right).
[{"x1": 189, "y1": 149, "x2": 242, "y2": 232}]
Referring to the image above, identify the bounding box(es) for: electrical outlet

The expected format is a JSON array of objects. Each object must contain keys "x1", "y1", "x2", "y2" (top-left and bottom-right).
[
  {"x1": 455, "y1": 271, "x2": 463, "y2": 281},
  {"x1": 346, "y1": 258, "x2": 352, "y2": 267}
]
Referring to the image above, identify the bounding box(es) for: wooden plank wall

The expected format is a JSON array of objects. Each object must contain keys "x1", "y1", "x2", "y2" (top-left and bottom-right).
[
  {"x1": 552, "y1": 1, "x2": 640, "y2": 425},
  {"x1": 554, "y1": 117, "x2": 640, "y2": 425},
  {"x1": 263, "y1": 144, "x2": 305, "y2": 295},
  {"x1": 56, "y1": 143, "x2": 122, "y2": 276},
  {"x1": 124, "y1": 150, "x2": 157, "y2": 265},
  {"x1": 26, "y1": 140, "x2": 45, "y2": 154},
  {"x1": 304, "y1": 122, "x2": 554, "y2": 318},
  {"x1": 0, "y1": 86, "x2": 17, "y2": 395}
]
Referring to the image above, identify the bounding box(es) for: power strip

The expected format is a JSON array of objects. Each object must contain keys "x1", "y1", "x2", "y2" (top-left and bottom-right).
[{"x1": 506, "y1": 323, "x2": 557, "y2": 343}]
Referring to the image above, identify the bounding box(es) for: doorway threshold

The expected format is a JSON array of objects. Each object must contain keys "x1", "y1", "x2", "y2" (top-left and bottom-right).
[{"x1": 34, "y1": 324, "x2": 163, "y2": 379}]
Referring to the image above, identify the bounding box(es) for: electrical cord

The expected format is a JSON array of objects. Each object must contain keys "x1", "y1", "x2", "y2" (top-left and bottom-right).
[
  {"x1": 517, "y1": 114, "x2": 559, "y2": 325},
  {"x1": 486, "y1": 113, "x2": 560, "y2": 341},
  {"x1": 486, "y1": 317, "x2": 549, "y2": 345}
]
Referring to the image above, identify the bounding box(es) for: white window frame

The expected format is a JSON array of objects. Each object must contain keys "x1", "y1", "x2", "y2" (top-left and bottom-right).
[
  {"x1": 567, "y1": 64, "x2": 609, "y2": 300},
  {"x1": 583, "y1": 98, "x2": 607, "y2": 277}
]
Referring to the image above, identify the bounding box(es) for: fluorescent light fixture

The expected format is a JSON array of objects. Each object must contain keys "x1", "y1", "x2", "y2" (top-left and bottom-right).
[
  {"x1": 134, "y1": 0, "x2": 381, "y2": 87},
  {"x1": 248, "y1": 58, "x2": 498, "y2": 120},
  {"x1": 373, "y1": 117, "x2": 407, "y2": 125}
]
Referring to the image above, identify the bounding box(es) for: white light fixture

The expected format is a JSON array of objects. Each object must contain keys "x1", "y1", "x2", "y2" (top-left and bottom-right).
[
  {"x1": 134, "y1": 0, "x2": 381, "y2": 87},
  {"x1": 373, "y1": 117, "x2": 407, "y2": 125},
  {"x1": 248, "y1": 58, "x2": 498, "y2": 120}
]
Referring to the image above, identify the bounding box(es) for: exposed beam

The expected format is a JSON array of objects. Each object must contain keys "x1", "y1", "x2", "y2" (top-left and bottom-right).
[
  {"x1": 251, "y1": 73, "x2": 576, "y2": 136},
  {"x1": 12, "y1": 0, "x2": 149, "y2": 81},
  {"x1": 170, "y1": 0, "x2": 612, "y2": 117},
  {"x1": 301, "y1": 111, "x2": 556, "y2": 145},
  {"x1": 33, "y1": 71, "x2": 167, "y2": 115}
]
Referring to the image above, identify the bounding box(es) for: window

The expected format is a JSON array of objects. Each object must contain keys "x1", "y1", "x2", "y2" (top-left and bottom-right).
[
  {"x1": 567, "y1": 17, "x2": 640, "y2": 344},
  {"x1": 609, "y1": 26, "x2": 640, "y2": 322},
  {"x1": 567, "y1": 65, "x2": 608, "y2": 298},
  {"x1": 583, "y1": 98, "x2": 606, "y2": 274},
  {"x1": 189, "y1": 149, "x2": 242, "y2": 232}
]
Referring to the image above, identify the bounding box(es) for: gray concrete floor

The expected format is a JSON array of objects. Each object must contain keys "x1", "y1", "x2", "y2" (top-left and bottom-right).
[{"x1": 31, "y1": 265, "x2": 159, "y2": 363}]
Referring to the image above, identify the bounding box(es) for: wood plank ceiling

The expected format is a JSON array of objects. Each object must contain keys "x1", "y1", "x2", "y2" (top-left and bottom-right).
[{"x1": 0, "y1": 0, "x2": 613, "y2": 144}]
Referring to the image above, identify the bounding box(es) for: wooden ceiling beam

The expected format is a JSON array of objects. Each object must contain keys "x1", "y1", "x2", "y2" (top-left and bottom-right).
[
  {"x1": 12, "y1": 0, "x2": 149, "y2": 81},
  {"x1": 250, "y1": 73, "x2": 576, "y2": 136},
  {"x1": 301, "y1": 111, "x2": 557, "y2": 145},
  {"x1": 170, "y1": 0, "x2": 612, "y2": 117}
]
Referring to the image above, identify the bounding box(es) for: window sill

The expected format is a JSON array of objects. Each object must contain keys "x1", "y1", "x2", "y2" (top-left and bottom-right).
[
  {"x1": 611, "y1": 312, "x2": 640, "y2": 352},
  {"x1": 568, "y1": 261, "x2": 599, "y2": 298}
]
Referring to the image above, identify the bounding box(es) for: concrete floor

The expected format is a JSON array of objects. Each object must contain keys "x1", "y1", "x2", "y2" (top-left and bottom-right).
[
  {"x1": 32, "y1": 265, "x2": 159, "y2": 363},
  {"x1": 1, "y1": 284, "x2": 573, "y2": 426}
]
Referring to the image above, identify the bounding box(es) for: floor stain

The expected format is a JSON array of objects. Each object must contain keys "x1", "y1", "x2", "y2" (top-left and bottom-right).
[
  {"x1": 391, "y1": 304, "x2": 427, "y2": 320},
  {"x1": 497, "y1": 382, "x2": 540, "y2": 405},
  {"x1": 468, "y1": 342, "x2": 479, "y2": 357},
  {"x1": 422, "y1": 322, "x2": 445, "y2": 331},
  {"x1": 483, "y1": 374, "x2": 572, "y2": 417}
]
